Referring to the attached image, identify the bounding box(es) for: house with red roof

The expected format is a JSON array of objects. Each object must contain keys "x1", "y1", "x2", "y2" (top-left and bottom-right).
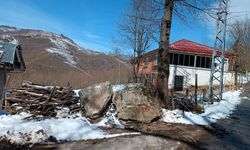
[{"x1": 138, "y1": 39, "x2": 235, "y2": 90}]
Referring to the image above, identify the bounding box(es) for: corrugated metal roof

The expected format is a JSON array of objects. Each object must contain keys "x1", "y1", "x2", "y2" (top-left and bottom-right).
[{"x1": 0, "y1": 41, "x2": 17, "y2": 64}]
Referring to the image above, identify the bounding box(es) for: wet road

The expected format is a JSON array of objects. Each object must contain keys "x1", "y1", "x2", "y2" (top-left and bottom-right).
[{"x1": 204, "y1": 88, "x2": 250, "y2": 150}]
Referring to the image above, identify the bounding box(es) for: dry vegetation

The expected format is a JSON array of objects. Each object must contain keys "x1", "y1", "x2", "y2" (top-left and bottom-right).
[{"x1": 0, "y1": 28, "x2": 132, "y2": 89}]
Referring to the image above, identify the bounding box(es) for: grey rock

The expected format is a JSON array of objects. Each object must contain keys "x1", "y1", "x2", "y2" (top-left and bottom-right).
[
  {"x1": 79, "y1": 81, "x2": 112, "y2": 119},
  {"x1": 113, "y1": 85, "x2": 162, "y2": 123}
]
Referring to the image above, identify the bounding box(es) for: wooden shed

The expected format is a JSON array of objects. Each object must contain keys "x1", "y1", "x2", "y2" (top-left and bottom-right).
[{"x1": 0, "y1": 41, "x2": 26, "y2": 100}]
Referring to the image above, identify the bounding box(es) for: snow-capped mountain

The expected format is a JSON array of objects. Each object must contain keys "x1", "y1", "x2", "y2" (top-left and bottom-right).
[{"x1": 0, "y1": 25, "x2": 130, "y2": 88}]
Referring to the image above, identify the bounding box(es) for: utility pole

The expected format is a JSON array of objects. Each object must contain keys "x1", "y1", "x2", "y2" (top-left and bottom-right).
[{"x1": 208, "y1": 0, "x2": 229, "y2": 102}]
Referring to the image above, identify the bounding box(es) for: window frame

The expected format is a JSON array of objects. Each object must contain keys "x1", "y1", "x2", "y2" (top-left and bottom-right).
[
  {"x1": 154, "y1": 54, "x2": 158, "y2": 66},
  {"x1": 144, "y1": 57, "x2": 149, "y2": 66}
]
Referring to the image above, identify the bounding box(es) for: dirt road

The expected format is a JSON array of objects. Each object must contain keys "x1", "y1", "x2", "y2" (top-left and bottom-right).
[{"x1": 201, "y1": 87, "x2": 250, "y2": 150}]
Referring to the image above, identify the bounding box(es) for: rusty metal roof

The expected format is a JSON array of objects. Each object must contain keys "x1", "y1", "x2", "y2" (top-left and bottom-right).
[{"x1": 0, "y1": 41, "x2": 17, "y2": 64}]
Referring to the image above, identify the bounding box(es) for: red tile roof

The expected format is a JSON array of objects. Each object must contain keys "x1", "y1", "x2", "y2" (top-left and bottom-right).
[{"x1": 170, "y1": 39, "x2": 234, "y2": 57}]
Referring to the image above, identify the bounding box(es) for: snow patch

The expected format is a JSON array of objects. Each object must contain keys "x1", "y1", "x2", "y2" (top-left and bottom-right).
[
  {"x1": 73, "y1": 89, "x2": 81, "y2": 97},
  {"x1": 0, "y1": 26, "x2": 101, "y2": 55},
  {"x1": 95, "y1": 103, "x2": 124, "y2": 129},
  {"x1": 24, "y1": 31, "x2": 56, "y2": 38},
  {"x1": 10, "y1": 38, "x2": 18, "y2": 45},
  {"x1": 112, "y1": 84, "x2": 125, "y2": 93},
  {"x1": 238, "y1": 74, "x2": 250, "y2": 84},
  {"x1": 47, "y1": 39, "x2": 77, "y2": 66},
  {"x1": 0, "y1": 112, "x2": 139, "y2": 145},
  {"x1": 0, "y1": 27, "x2": 17, "y2": 32},
  {"x1": 162, "y1": 90, "x2": 242, "y2": 125}
]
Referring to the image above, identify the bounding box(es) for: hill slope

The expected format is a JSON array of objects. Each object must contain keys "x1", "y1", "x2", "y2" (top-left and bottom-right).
[{"x1": 0, "y1": 25, "x2": 131, "y2": 88}]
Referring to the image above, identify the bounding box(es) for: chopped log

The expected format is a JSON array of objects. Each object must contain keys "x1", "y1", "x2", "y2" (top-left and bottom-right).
[
  {"x1": 5, "y1": 81, "x2": 80, "y2": 117},
  {"x1": 43, "y1": 87, "x2": 56, "y2": 110},
  {"x1": 16, "y1": 90, "x2": 59, "y2": 101},
  {"x1": 22, "y1": 82, "x2": 68, "y2": 94},
  {"x1": 5, "y1": 97, "x2": 25, "y2": 103}
]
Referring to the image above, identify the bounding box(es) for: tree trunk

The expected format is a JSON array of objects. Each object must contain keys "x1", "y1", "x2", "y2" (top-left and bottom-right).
[
  {"x1": 132, "y1": 24, "x2": 138, "y2": 82},
  {"x1": 157, "y1": 0, "x2": 174, "y2": 108},
  {"x1": 133, "y1": 51, "x2": 137, "y2": 82}
]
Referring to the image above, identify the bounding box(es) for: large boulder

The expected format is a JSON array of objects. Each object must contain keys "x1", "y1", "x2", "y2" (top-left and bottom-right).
[
  {"x1": 113, "y1": 85, "x2": 162, "y2": 124},
  {"x1": 79, "y1": 81, "x2": 112, "y2": 119}
]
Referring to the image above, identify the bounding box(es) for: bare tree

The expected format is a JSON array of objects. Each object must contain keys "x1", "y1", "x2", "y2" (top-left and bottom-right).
[
  {"x1": 110, "y1": 38, "x2": 122, "y2": 56},
  {"x1": 229, "y1": 19, "x2": 250, "y2": 73},
  {"x1": 156, "y1": 0, "x2": 214, "y2": 108},
  {"x1": 119, "y1": 0, "x2": 216, "y2": 108},
  {"x1": 119, "y1": 0, "x2": 159, "y2": 82}
]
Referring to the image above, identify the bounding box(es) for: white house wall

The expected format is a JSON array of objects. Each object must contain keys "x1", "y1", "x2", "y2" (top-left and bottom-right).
[{"x1": 169, "y1": 64, "x2": 234, "y2": 88}]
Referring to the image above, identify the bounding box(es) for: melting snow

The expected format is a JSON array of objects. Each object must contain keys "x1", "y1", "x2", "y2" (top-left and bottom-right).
[
  {"x1": 0, "y1": 27, "x2": 17, "y2": 32},
  {"x1": 0, "y1": 112, "x2": 139, "y2": 145},
  {"x1": 0, "y1": 87, "x2": 137, "y2": 145},
  {"x1": 95, "y1": 103, "x2": 124, "y2": 129},
  {"x1": 112, "y1": 85, "x2": 125, "y2": 93},
  {"x1": 238, "y1": 74, "x2": 250, "y2": 84},
  {"x1": 10, "y1": 38, "x2": 18, "y2": 45},
  {"x1": 73, "y1": 89, "x2": 81, "y2": 97},
  {"x1": 73, "y1": 88, "x2": 124, "y2": 128},
  {"x1": 162, "y1": 90, "x2": 242, "y2": 125}
]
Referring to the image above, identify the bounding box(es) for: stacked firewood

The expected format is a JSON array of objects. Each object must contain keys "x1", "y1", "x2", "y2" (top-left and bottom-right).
[{"x1": 4, "y1": 81, "x2": 81, "y2": 117}]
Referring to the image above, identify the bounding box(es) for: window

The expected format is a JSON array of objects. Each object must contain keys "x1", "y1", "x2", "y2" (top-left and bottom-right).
[
  {"x1": 184, "y1": 55, "x2": 190, "y2": 66},
  {"x1": 196, "y1": 56, "x2": 201, "y2": 67},
  {"x1": 179, "y1": 54, "x2": 184, "y2": 66},
  {"x1": 144, "y1": 57, "x2": 149, "y2": 66},
  {"x1": 154, "y1": 54, "x2": 158, "y2": 65},
  {"x1": 189, "y1": 55, "x2": 195, "y2": 67},
  {"x1": 169, "y1": 52, "x2": 213, "y2": 69},
  {"x1": 205, "y1": 57, "x2": 211, "y2": 68},
  {"x1": 170, "y1": 53, "x2": 173, "y2": 64},
  {"x1": 173, "y1": 53, "x2": 179, "y2": 65},
  {"x1": 196, "y1": 56, "x2": 211, "y2": 68},
  {"x1": 170, "y1": 53, "x2": 195, "y2": 67},
  {"x1": 201, "y1": 57, "x2": 206, "y2": 68}
]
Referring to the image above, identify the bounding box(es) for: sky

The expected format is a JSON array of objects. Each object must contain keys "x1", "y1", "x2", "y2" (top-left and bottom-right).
[{"x1": 0, "y1": 0, "x2": 249, "y2": 53}]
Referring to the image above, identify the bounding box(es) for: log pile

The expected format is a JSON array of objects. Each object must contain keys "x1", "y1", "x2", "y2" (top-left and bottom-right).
[{"x1": 4, "y1": 81, "x2": 81, "y2": 117}]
